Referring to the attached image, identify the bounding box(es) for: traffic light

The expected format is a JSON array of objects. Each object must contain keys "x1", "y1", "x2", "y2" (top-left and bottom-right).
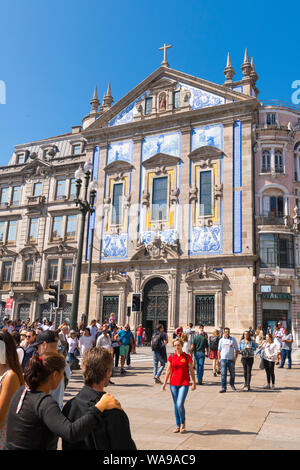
[
  {"x1": 59, "y1": 293, "x2": 67, "y2": 310},
  {"x1": 132, "y1": 294, "x2": 141, "y2": 312},
  {"x1": 48, "y1": 284, "x2": 59, "y2": 307}
]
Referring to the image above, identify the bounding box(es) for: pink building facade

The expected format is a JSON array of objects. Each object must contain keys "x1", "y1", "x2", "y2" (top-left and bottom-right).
[{"x1": 254, "y1": 104, "x2": 300, "y2": 348}]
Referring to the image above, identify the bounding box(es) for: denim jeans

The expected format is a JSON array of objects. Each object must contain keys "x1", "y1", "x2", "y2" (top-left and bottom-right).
[
  {"x1": 137, "y1": 336, "x2": 142, "y2": 347},
  {"x1": 170, "y1": 385, "x2": 189, "y2": 427},
  {"x1": 153, "y1": 351, "x2": 166, "y2": 378},
  {"x1": 281, "y1": 349, "x2": 292, "y2": 368},
  {"x1": 220, "y1": 359, "x2": 235, "y2": 390},
  {"x1": 194, "y1": 351, "x2": 205, "y2": 382}
]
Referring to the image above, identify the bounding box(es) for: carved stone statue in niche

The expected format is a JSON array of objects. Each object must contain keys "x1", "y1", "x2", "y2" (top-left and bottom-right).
[{"x1": 159, "y1": 93, "x2": 166, "y2": 111}]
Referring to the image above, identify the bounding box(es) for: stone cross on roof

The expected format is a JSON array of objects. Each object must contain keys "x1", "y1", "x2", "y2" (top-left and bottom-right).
[{"x1": 159, "y1": 43, "x2": 172, "y2": 67}]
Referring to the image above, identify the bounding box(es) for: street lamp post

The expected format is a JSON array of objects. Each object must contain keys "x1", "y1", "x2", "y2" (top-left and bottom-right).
[{"x1": 70, "y1": 162, "x2": 97, "y2": 331}]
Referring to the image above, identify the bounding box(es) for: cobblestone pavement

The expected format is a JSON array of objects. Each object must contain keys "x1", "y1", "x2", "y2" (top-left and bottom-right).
[{"x1": 59, "y1": 347, "x2": 300, "y2": 450}]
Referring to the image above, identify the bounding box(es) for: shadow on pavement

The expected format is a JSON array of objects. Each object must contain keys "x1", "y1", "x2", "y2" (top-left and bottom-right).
[{"x1": 185, "y1": 429, "x2": 257, "y2": 436}]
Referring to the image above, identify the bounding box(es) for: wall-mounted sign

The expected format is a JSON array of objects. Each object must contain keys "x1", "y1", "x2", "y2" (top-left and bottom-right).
[
  {"x1": 261, "y1": 285, "x2": 272, "y2": 293},
  {"x1": 262, "y1": 293, "x2": 292, "y2": 300}
]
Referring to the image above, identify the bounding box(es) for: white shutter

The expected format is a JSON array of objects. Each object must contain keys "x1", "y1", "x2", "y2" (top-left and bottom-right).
[{"x1": 263, "y1": 196, "x2": 270, "y2": 216}]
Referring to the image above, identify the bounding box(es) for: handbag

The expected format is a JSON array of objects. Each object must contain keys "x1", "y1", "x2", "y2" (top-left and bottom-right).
[{"x1": 259, "y1": 357, "x2": 264, "y2": 369}]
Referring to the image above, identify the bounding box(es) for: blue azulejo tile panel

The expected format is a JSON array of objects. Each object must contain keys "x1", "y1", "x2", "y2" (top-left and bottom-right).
[
  {"x1": 233, "y1": 191, "x2": 242, "y2": 253},
  {"x1": 232, "y1": 86, "x2": 243, "y2": 93},
  {"x1": 142, "y1": 132, "x2": 181, "y2": 161},
  {"x1": 233, "y1": 120, "x2": 242, "y2": 253},
  {"x1": 86, "y1": 146, "x2": 100, "y2": 261},
  {"x1": 141, "y1": 229, "x2": 177, "y2": 245},
  {"x1": 233, "y1": 121, "x2": 242, "y2": 188},
  {"x1": 108, "y1": 90, "x2": 151, "y2": 127},
  {"x1": 101, "y1": 233, "x2": 128, "y2": 259},
  {"x1": 107, "y1": 140, "x2": 133, "y2": 164},
  {"x1": 179, "y1": 82, "x2": 225, "y2": 109},
  {"x1": 190, "y1": 226, "x2": 222, "y2": 255},
  {"x1": 191, "y1": 124, "x2": 223, "y2": 151}
]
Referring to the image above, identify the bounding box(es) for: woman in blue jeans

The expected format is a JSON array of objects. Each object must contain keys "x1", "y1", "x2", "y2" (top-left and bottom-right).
[{"x1": 162, "y1": 338, "x2": 196, "y2": 433}]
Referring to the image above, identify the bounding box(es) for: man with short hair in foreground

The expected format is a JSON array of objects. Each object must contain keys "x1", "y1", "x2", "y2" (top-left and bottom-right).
[{"x1": 62, "y1": 347, "x2": 136, "y2": 450}]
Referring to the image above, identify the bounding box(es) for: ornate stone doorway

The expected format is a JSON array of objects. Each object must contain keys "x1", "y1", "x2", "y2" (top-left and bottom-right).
[{"x1": 142, "y1": 277, "x2": 168, "y2": 343}]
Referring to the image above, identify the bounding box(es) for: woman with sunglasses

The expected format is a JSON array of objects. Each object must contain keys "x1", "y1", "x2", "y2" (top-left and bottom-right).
[
  {"x1": 162, "y1": 338, "x2": 196, "y2": 434},
  {"x1": 0, "y1": 330, "x2": 24, "y2": 450}
]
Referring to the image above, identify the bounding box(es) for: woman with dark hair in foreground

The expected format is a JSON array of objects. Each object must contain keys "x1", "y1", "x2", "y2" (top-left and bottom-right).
[{"x1": 5, "y1": 352, "x2": 121, "y2": 450}]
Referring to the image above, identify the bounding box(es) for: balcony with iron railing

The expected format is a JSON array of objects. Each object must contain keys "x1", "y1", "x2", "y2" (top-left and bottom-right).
[{"x1": 260, "y1": 100, "x2": 300, "y2": 113}]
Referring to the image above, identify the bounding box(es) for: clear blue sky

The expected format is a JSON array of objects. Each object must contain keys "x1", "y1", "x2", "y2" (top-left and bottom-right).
[{"x1": 0, "y1": 0, "x2": 299, "y2": 166}]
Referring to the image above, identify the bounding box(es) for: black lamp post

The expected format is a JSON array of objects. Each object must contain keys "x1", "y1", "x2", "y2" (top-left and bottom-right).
[{"x1": 70, "y1": 162, "x2": 97, "y2": 331}]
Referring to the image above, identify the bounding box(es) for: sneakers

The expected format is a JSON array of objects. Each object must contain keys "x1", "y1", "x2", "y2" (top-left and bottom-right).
[
  {"x1": 213, "y1": 372, "x2": 217, "y2": 377},
  {"x1": 120, "y1": 368, "x2": 126, "y2": 375},
  {"x1": 219, "y1": 389, "x2": 226, "y2": 393},
  {"x1": 198, "y1": 380, "x2": 203, "y2": 385},
  {"x1": 154, "y1": 376, "x2": 162, "y2": 384},
  {"x1": 231, "y1": 385, "x2": 236, "y2": 391},
  {"x1": 127, "y1": 364, "x2": 132, "y2": 369},
  {"x1": 271, "y1": 384, "x2": 275, "y2": 390},
  {"x1": 217, "y1": 370, "x2": 221, "y2": 375},
  {"x1": 263, "y1": 384, "x2": 270, "y2": 389}
]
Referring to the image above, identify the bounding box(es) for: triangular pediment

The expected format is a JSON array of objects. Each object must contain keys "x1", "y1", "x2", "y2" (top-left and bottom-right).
[
  {"x1": 142, "y1": 152, "x2": 182, "y2": 168},
  {"x1": 104, "y1": 160, "x2": 134, "y2": 173},
  {"x1": 83, "y1": 66, "x2": 254, "y2": 133},
  {"x1": 20, "y1": 157, "x2": 53, "y2": 178},
  {"x1": 43, "y1": 242, "x2": 77, "y2": 255},
  {"x1": 189, "y1": 146, "x2": 223, "y2": 160},
  {"x1": 0, "y1": 245, "x2": 17, "y2": 259}
]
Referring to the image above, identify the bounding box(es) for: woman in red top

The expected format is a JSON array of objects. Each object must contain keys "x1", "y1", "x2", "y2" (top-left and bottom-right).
[{"x1": 162, "y1": 338, "x2": 196, "y2": 433}]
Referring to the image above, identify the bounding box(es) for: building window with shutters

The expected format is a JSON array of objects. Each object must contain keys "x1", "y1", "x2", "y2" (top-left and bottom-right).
[
  {"x1": 111, "y1": 183, "x2": 123, "y2": 226},
  {"x1": 52, "y1": 216, "x2": 63, "y2": 240},
  {"x1": 55, "y1": 180, "x2": 66, "y2": 200},
  {"x1": 7, "y1": 220, "x2": 17, "y2": 245},
  {"x1": 11, "y1": 186, "x2": 21, "y2": 206},
  {"x1": 0, "y1": 187, "x2": 10, "y2": 207},
  {"x1": 33, "y1": 182, "x2": 42, "y2": 196},
  {"x1": 173, "y1": 90, "x2": 180, "y2": 109},
  {"x1": 24, "y1": 260, "x2": 34, "y2": 281},
  {"x1": 262, "y1": 150, "x2": 271, "y2": 173},
  {"x1": 48, "y1": 259, "x2": 58, "y2": 285},
  {"x1": 62, "y1": 259, "x2": 73, "y2": 290},
  {"x1": 275, "y1": 150, "x2": 284, "y2": 173},
  {"x1": 66, "y1": 215, "x2": 77, "y2": 239},
  {"x1": 151, "y1": 176, "x2": 168, "y2": 221},
  {"x1": 28, "y1": 218, "x2": 38, "y2": 243},
  {"x1": 2, "y1": 261, "x2": 12, "y2": 290},
  {"x1": 199, "y1": 170, "x2": 213, "y2": 216},
  {"x1": 145, "y1": 97, "x2": 153, "y2": 115}
]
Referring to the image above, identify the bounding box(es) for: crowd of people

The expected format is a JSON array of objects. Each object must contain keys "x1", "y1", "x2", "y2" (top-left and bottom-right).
[
  {"x1": 151, "y1": 321, "x2": 294, "y2": 432},
  {"x1": 0, "y1": 313, "x2": 295, "y2": 449}
]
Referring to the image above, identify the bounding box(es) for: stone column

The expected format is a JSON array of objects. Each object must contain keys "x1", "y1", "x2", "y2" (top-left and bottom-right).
[
  {"x1": 187, "y1": 287, "x2": 193, "y2": 325},
  {"x1": 128, "y1": 136, "x2": 143, "y2": 259},
  {"x1": 169, "y1": 270, "x2": 177, "y2": 330},
  {"x1": 180, "y1": 126, "x2": 191, "y2": 255},
  {"x1": 215, "y1": 290, "x2": 223, "y2": 327},
  {"x1": 297, "y1": 156, "x2": 300, "y2": 182}
]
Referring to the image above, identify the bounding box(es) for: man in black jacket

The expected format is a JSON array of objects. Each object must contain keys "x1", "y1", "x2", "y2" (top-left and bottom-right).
[{"x1": 62, "y1": 346, "x2": 136, "y2": 450}]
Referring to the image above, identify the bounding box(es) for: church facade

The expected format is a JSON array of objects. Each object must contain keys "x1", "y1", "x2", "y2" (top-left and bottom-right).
[
  {"x1": 80, "y1": 50, "x2": 259, "y2": 337},
  {"x1": 1, "y1": 48, "x2": 300, "y2": 344}
]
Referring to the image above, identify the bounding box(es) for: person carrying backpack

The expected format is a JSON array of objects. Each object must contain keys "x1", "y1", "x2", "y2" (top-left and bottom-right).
[{"x1": 151, "y1": 324, "x2": 167, "y2": 384}]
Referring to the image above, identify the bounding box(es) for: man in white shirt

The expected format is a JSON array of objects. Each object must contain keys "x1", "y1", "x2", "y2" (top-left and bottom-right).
[
  {"x1": 96, "y1": 324, "x2": 112, "y2": 351},
  {"x1": 88, "y1": 319, "x2": 98, "y2": 345},
  {"x1": 218, "y1": 327, "x2": 239, "y2": 393}
]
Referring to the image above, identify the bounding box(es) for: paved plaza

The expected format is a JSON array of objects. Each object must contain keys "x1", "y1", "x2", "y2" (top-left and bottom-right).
[{"x1": 59, "y1": 347, "x2": 300, "y2": 451}]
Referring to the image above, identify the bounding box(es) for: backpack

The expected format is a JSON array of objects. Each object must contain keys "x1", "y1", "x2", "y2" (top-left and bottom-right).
[{"x1": 151, "y1": 331, "x2": 163, "y2": 351}]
